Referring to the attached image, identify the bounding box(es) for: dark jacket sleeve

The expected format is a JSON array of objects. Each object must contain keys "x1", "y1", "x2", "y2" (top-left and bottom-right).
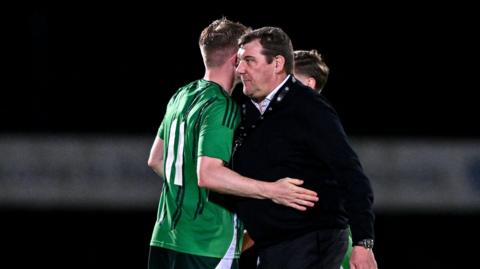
[{"x1": 304, "y1": 95, "x2": 375, "y2": 243}]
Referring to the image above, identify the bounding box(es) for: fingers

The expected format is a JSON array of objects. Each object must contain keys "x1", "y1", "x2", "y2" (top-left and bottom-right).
[
  {"x1": 285, "y1": 202, "x2": 307, "y2": 211},
  {"x1": 296, "y1": 197, "x2": 316, "y2": 207},
  {"x1": 290, "y1": 198, "x2": 316, "y2": 210},
  {"x1": 294, "y1": 187, "x2": 318, "y2": 198},
  {"x1": 286, "y1": 187, "x2": 318, "y2": 206},
  {"x1": 283, "y1": 178, "x2": 318, "y2": 197},
  {"x1": 273, "y1": 178, "x2": 319, "y2": 210},
  {"x1": 282, "y1": 198, "x2": 315, "y2": 210},
  {"x1": 284, "y1": 178, "x2": 304, "y2": 185},
  {"x1": 274, "y1": 198, "x2": 311, "y2": 211},
  {"x1": 298, "y1": 193, "x2": 319, "y2": 202}
]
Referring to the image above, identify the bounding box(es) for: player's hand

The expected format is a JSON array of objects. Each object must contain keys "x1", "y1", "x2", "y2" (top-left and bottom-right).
[{"x1": 269, "y1": 177, "x2": 318, "y2": 211}]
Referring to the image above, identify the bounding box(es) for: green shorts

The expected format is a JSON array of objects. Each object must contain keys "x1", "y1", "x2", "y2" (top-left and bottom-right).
[{"x1": 148, "y1": 246, "x2": 239, "y2": 269}]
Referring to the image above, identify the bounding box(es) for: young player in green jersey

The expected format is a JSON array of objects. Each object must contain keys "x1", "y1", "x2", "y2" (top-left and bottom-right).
[{"x1": 147, "y1": 18, "x2": 319, "y2": 269}]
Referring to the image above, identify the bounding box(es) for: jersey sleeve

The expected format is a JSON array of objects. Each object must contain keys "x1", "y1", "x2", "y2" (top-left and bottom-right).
[
  {"x1": 198, "y1": 98, "x2": 239, "y2": 163},
  {"x1": 157, "y1": 120, "x2": 165, "y2": 139}
]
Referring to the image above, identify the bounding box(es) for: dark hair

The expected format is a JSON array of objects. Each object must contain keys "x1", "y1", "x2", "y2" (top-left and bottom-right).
[
  {"x1": 199, "y1": 17, "x2": 249, "y2": 68},
  {"x1": 294, "y1": 49, "x2": 330, "y2": 92},
  {"x1": 239, "y1": 27, "x2": 294, "y2": 73}
]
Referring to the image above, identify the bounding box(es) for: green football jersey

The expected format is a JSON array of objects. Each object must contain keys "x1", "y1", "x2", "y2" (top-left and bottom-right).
[{"x1": 150, "y1": 79, "x2": 243, "y2": 259}]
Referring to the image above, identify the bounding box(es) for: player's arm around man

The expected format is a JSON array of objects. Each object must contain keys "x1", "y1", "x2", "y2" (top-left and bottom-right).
[{"x1": 148, "y1": 136, "x2": 318, "y2": 210}]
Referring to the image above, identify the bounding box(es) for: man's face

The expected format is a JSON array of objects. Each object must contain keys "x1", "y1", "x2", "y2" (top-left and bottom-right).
[{"x1": 236, "y1": 39, "x2": 276, "y2": 101}]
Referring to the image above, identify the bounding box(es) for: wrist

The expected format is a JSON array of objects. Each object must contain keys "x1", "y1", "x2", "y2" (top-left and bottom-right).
[{"x1": 256, "y1": 180, "x2": 271, "y2": 199}]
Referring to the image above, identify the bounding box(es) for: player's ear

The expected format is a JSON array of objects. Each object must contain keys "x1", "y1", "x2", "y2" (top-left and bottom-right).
[
  {"x1": 308, "y1": 77, "x2": 317, "y2": 89},
  {"x1": 230, "y1": 53, "x2": 238, "y2": 66}
]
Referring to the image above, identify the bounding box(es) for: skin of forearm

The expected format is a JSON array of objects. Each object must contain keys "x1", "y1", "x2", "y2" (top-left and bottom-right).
[
  {"x1": 151, "y1": 163, "x2": 164, "y2": 178},
  {"x1": 197, "y1": 158, "x2": 270, "y2": 199},
  {"x1": 147, "y1": 137, "x2": 164, "y2": 178},
  {"x1": 148, "y1": 156, "x2": 164, "y2": 178}
]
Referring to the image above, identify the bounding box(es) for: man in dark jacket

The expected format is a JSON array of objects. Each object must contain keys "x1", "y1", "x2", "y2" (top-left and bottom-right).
[{"x1": 232, "y1": 27, "x2": 377, "y2": 269}]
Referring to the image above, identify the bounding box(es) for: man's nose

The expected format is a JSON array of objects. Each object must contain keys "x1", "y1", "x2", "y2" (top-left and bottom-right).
[{"x1": 236, "y1": 61, "x2": 245, "y2": 74}]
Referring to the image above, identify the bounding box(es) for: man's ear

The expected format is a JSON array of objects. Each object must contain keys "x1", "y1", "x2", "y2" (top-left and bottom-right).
[{"x1": 274, "y1": 55, "x2": 285, "y2": 73}]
